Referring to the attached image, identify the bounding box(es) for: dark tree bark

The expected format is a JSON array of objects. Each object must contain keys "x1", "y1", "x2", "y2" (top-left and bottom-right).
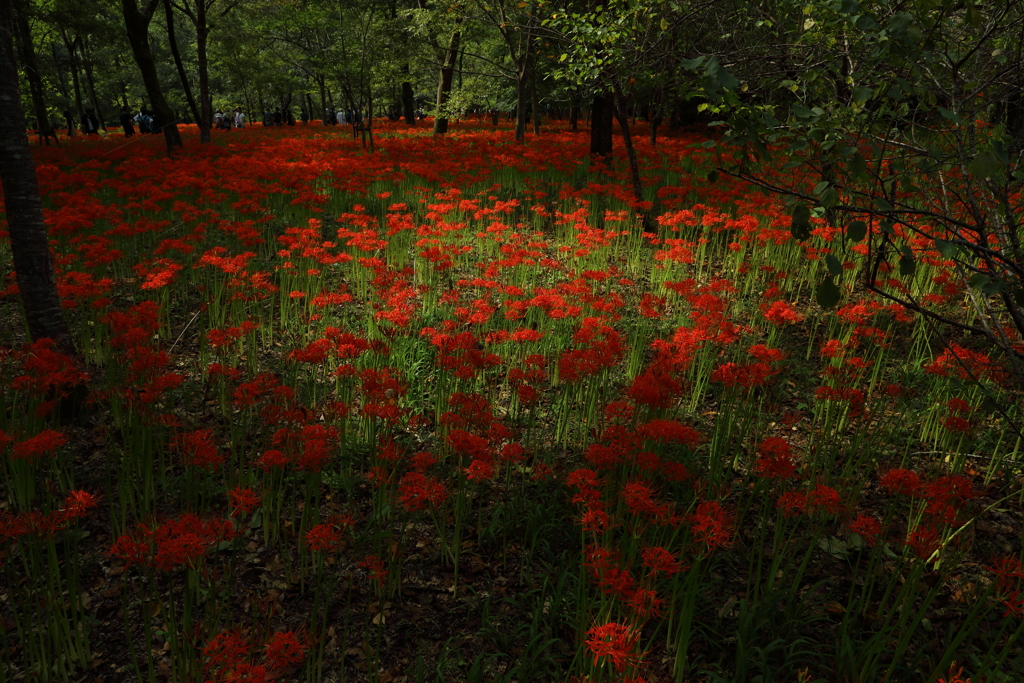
[
  {"x1": 569, "y1": 102, "x2": 579, "y2": 131},
  {"x1": 612, "y1": 87, "x2": 653, "y2": 231},
  {"x1": 163, "y1": 0, "x2": 200, "y2": 128},
  {"x1": 401, "y1": 80, "x2": 415, "y2": 125},
  {"x1": 122, "y1": 0, "x2": 182, "y2": 152},
  {"x1": 433, "y1": 28, "x2": 460, "y2": 135},
  {"x1": 589, "y1": 93, "x2": 613, "y2": 157},
  {"x1": 11, "y1": 0, "x2": 56, "y2": 144},
  {"x1": 81, "y1": 41, "x2": 106, "y2": 131},
  {"x1": 0, "y1": 2, "x2": 72, "y2": 351}
]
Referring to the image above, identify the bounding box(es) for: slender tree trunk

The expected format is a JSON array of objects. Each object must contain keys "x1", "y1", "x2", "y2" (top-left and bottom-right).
[
  {"x1": 569, "y1": 101, "x2": 579, "y2": 131},
  {"x1": 402, "y1": 79, "x2": 415, "y2": 125},
  {"x1": 589, "y1": 93, "x2": 613, "y2": 157},
  {"x1": 0, "y1": 3, "x2": 72, "y2": 351},
  {"x1": 81, "y1": 46, "x2": 106, "y2": 131},
  {"x1": 12, "y1": 0, "x2": 55, "y2": 143},
  {"x1": 611, "y1": 87, "x2": 651, "y2": 230},
  {"x1": 163, "y1": 0, "x2": 200, "y2": 127},
  {"x1": 530, "y1": 52, "x2": 539, "y2": 136},
  {"x1": 196, "y1": 2, "x2": 212, "y2": 142},
  {"x1": 122, "y1": 0, "x2": 182, "y2": 152},
  {"x1": 433, "y1": 28, "x2": 460, "y2": 135},
  {"x1": 316, "y1": 75, "x2": 327, "y2": 124},
  {"x1": 63, "y1": 34, "x2": 84, "y2": 118}
]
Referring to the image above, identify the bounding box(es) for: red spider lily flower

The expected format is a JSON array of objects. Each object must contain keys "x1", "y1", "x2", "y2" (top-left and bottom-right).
[
  {"x1": 762, "y1": 299, "x2": 805, "y2": 325},
  {"x1": 777, "y1": 491, "x2": 808, "y2": 517},
  {"x1": 907, "y1": 524, "x2": 943, "y2": 560},
  {"x1": 464, "y1": 457, "x2": 496, "y2": 481},
  {"x1": 807, "y1": 484, "x2": 844, "y2": 516},
  {"x1": 690, "y1": 500, "x2": 733, "y2": 551},
  {"x1": 879, "y1": 468, "x2": 922, "y2": 497},
  {"x1": 641, "y1": 546, "x2": 683, "y2": 577},
  {"x1": 11, "y1": 429, "x2": 69, "y2": 461},
  {"x1": 255, "y1": 449, "x2": 288, "y2": 471},
  {"x1": 585, "y1": 621, "x2": 644, "y2": 672},
  {"x1": 110, "y1": 514, "x2": 237, "y2": 572},
  {"x1": 848, "y1": 515, "x2": 884, "y2": 547},
  {"x1": 176, "y1": 429, "x2": 224, "y2": 471},
  {"x1": 638, "y1": 419, "x2": 702, "y2": 448},
  {"x1": 936, "y1": 667, "x2": 973, "y2": 683},
  {"x1": 579, "y1": 507, "x2": 616, "y2": 535},
  {"x1": 61, "y1": 490, "x2": 100, "y2": 521},
  {"x1": 203, "y1": 629, "x2": 250, "y2": 676},
  {"x1": 359, "y1": 554, "x2": 388, "y2": 588},
  {"x1": 264, "y1": 631, "x2": 307, "y2": 670},
  {"x1": 754, "y1": 436, "x2": 797, "y2": 480},
  {"x1": 622, "y1": 480, "x2": 673, "y2": 522},
  {"x1": 626, "y1": 587, "x2": 663, "y2": 619},
  {"x1": 227, "y1": 487, "x2": 262, "y2": 517},
  {"x1": 411, "y1": 451, "x2": 439, "y2": 472},
  {"x1": 397, "y1": 472, "x2": 448, "y2": 512}
]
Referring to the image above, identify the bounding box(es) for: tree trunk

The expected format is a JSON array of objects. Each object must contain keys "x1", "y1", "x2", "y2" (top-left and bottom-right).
[
  {"x1": 163, "y1": 0, "x2": 200, "y2": 128},
  {"x1": 195, "y1": 18, "x2": 211, "y2": 141},
  {"x1": 0, "y1": 3, "x2": 72, "y2": 351},
  {"x1": 122, "y1": 0, "x2": 182, "y2": 152},
  {"x1": 64, "y1": 33, "x2": 84, "y2": 118},
  {"x1": 81, "y1": 44, "x2": 106, "y2": 131},
  {"x1": 514, "y1": 64, "x2": 528, "y2": 141},
  {"x1": 530, "y1": 52, "x2": 539, "y2": 136},
  {"x1": 569, "y1": 102, "x2": 579, "y2": 131},
  {"x1": 589, "y1": 93, "x2": 613, "y2": 157},
  {"x1": 433, "y1": 28, "x2": 459, "y2": 135},
  {"x1": 401, "y1": 80, "x2": 415, "y2": 125},
  {"x1": 611, "y1": 87, "x2": 651, "y2": 230},
  {"x1": 11, "y1": 0, "x2": 55, "y2": 143}
]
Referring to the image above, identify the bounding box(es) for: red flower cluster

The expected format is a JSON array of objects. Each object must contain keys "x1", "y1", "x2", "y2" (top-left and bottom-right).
[{"x1": 110, "y1": 514, "x2": 237, "y2": 571}]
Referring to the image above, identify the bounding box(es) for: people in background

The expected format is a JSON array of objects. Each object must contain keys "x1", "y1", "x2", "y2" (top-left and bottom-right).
[
  {"x1": 120, "y1": 106, "x2": 135, "y2": 137},
  {"x1": 80, "y1": 109, "x2": 100, "y2": 135}
]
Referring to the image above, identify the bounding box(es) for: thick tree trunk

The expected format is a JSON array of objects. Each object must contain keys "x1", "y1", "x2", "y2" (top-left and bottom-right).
[
  {"x1": 589, "y1": 93, "x2": 613, "y2": 157},
  {"x1": 0, "y1": 4, "x2": 72, "y2": 351},
  {"x1": 12, "y1": 0, "x2": 55, "y2": 143},
  {"x1": 433, "y1": 29, "x2": 459, "y2": 135},
  {"x1": 122, "y1": 0, "x2": 182, "y2": 152},
  {"x1": 196, "y1": 2, "x2": 211, "y2": 144}
]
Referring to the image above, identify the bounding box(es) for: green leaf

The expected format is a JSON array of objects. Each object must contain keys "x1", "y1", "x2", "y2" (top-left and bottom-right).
[
  {"x1": 816, "y1": 276, "x2": 841, "y2": 309},
  {"x1": 706, "y1": 170, "x2": 718, "y2": 184},
  {"x1": 791, "y1": 203, "x2": 812, "y2": 241},
  {"x1": 825, "y1": 254, "x2": 843, "y2": 278},
  {"x1": 934, "y1": 239, "x2": 958, "y2": 259},
  {"x1": 970, "y1": 152, "x2": 1003, "y2": 181},
  {"x1": 819, "y1": 187, "x2": 839, "y2": 208},
  {"x1": 966, "y1": 273, "x2": 991, "y2": 290},
  {"x1": 849, "y1": 153, "x2": 869, "y2": 181},
  {"x1": 938, "y1": 107, "x2": 961, "y2": 125},
  {"x1": 840, "y1": 0, "x2": 861, "y2": 14},
  {"x1": 898, "y1": 246, "x2": 915, "y2": 276},
  {"x1": 846, "y1": 220, "x2": 867, "y2": 242},
  {"x1": 855, "y1": 15, "x2": 877, "y2": 30},
  {"x1": 813, "y1": 181, "x2": 830, "y2": 195},
  {"x1": 680, "y1": 56, "x2": 705, "y2": 70},
  {"x1": 873, "y1": 197, "x2": 894, "y2": 212},
  {"x1": 851, "y1": 86, "x2": 873, "y2": 104}
]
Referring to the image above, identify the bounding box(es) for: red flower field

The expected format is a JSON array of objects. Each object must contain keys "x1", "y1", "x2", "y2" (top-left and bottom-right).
[{"x1": 1, "y1": 118, "x2": 1022, "y2": 682}]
